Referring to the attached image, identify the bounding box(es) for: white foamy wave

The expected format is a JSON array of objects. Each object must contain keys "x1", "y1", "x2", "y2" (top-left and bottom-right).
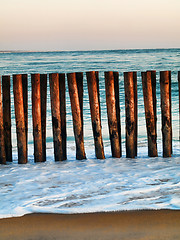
[{"x1": 0, "y1": 142, "x2": 180, "y2": 219}]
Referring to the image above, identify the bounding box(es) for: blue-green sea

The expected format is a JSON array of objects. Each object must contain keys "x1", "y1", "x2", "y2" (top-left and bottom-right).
[{"x1": 0, "y1": 48, "x2": 180, "y2": 218}]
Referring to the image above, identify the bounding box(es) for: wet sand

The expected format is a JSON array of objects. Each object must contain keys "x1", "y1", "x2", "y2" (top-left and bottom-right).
[{"x1": 0, "y1": 210, "x2": 180, "y2": 240}]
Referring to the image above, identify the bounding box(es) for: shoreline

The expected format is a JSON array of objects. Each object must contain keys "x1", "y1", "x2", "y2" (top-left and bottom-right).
[{"x1": 0, "y1": 210, "x2": 180, "y2": 240}]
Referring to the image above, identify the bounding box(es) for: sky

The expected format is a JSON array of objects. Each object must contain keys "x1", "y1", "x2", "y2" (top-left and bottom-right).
[{"x1": 0, "y1": 0, "x2": 180, "y2": 51}]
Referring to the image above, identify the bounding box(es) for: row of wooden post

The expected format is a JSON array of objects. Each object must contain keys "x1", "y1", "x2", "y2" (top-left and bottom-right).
[{"x1": 0, "y1": 71, "x2": 179, "y2": 164}]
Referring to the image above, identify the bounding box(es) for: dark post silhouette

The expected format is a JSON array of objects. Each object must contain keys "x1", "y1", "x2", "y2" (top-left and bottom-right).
[
  {"x1": 105, "y1": 71, "x2": 121, "y2": 158},
  {"x1": 49, "y1": 73, "x2": 63, "y2": 161},
  {"x1": 2, "y1": 75, "x2": 12, "y2": 162},
  {"x1": 0, "y1": 77, "x2": 6, "y2": 164},
  {"x1": 124, "y1": 72, "x2": 136, "y2": 158},
  {"x1": 31, "y1": 74, "x2": 44, "y2": 162},
  {"x1": 67, "y1": 72, "x2": 86, "y2": 160},
  {"x1": 133, "y1": 72, "x2": 138, "y2": 156},
  {"x1": 40, "y1": 74, "x2": 47, "y2": 161},
  {"x1": 59, "y1": 73, "x2": 67, "y2": 160},
  {"x1": 142, "y1": 72, "x2": 158, "y2": 157},
  {"x1": 13, "y1": 74, "x2": 27, "y2": 164},
  {"x1": 160, "y1": 71, "x2": 172, "y2": 157},
  {"x1": 86, "y1": 71, "x2": 105, "y2": 159}
]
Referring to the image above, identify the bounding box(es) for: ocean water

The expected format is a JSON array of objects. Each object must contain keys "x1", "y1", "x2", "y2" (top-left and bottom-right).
[{"x1": 0, "y1": 48, "x2": 180, "y2": 218}]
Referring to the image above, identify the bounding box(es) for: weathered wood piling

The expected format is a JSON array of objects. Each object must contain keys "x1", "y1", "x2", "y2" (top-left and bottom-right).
[
  {"x1": 169, "y1": 72, "x2": 172, "y2": 154},
  {"x1": 59, "y1": 73, "x2": 67, "y2": 160},
  {"x1": 142, "y1": 71, "x2": 158, "y2": 157},
  {"x1": 49, "y1": 73, "x2": 64, "y2": 161},
  {"x1": 86, "y1": 71, "x2": 105, "y2": 159},
  {"x1": 95, "y1": 71, "x2": 101, "y2": 119},
  {"x1": 160, "y1": 71, "x2": 172, "y2": 158},
  {"x1": 133, "y1": 72, "x2": 138, "y2": 157},
  {"x1": 76, "y1": 72, "x2": 84, "y2": 128},
  {"x1": 124, "y1": 72, "x2": 136, "y2": 158},
  {"x1": 40, "y1": 74, "x2": 47, "y2": 161},
  {"x1": 149, "y1": 71, "x2": 157, "y2": 134},
  {"x1": 0, "y1": 70, "x2": 179, "y2": 163},
  {"x1": 13, "y1": 74, "x2": 27, "y2": 164},
  {"x1": 31, "y1": 74, "x2": 44, "y2": 162},
  {"x1": 2, "y1": 75, "x2": 12, "y2": 162},
  {"x1": 67, "y1": 72, "x2": 86, "y2": 160},
  {"x1": 0, "y1": 77, "x2": 6, "y2": 164},
  {"x1": 105, "y1": 71, "x2": 121, "y2": 158},
  {"x1": 113, "y1": 72, "x2": 122, "y2": 157},
  {"x1": 178, "y1": 71, "x2": 180, "y2": 140},
  {"x1": 22, "y1": 74, "x2": 28, "y2": 154}
]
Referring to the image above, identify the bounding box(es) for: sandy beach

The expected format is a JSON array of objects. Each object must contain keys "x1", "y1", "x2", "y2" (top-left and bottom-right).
[{"x1": 0, "y1": 210, "x2": 179, "y2": 240}]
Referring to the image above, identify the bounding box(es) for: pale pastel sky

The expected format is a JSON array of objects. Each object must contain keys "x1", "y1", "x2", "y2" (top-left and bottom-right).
[{"x1": 0, "y1": 0, "x2": 180, "y2": 51}]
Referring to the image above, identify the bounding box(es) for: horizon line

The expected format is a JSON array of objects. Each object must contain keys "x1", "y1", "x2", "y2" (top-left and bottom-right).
[{"x1": 0, "y1": 47, "x2": 180, "y2": 53}]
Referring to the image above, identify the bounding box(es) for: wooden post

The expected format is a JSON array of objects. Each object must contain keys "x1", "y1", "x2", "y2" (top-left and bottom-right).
[
  {"x1": 169, "y1": 72, "x2": 172, "y2": 154},
  {"x1": 149, "y1": 71, "x2": 157, "y2": 134},
  {"x1": 31, "y1": 74, "x2": 44, "y2": 162},
  {"x1": 13, "y1": 74, "x2": 27, "y2": 164},
  {"x1": 76, "y1": 72, "x2": 84, "y2": 132},
  {"x1": 59, "y1": 73, "x2": 67, "y2": 160},
  {"x1": 40, "y1": 74, "x2": 47, "y2": 161},
  {"x1": 95, "y1": 71, "x2": 101, "y2": 119},
  {"x1": 49, "y1": 73, "x2": 63, "y2": 161},
  {"x1": 124, "y1": 72, "x2": 136, "y2": 158},
  {"x1": 113, "y1": 71, "x2": 122, "y2": 157},
  {"x1": 22, "y1": 74, "x2": 28, "y2": 153},
  {"x1": 86, "y1": 71, "x2": 105, "y2": 159},
  {"x1": 105, "y1": 71, "x2": 121, "y2": 158},
  {"x1": 147, "y1": 70, "x2": 157, "y2": 141},
  {"x1": 142, "y1": 72, "x2": 158, "y2": 157},
  {"x1": 67, "y1": 72, "x2": 86, "y2": 160},
  {"x1": 2, "y1": 75, "x2": 12, "y2": 162},
  {"x1": 178, "y1": 71, "x2": 180, "y2": 141},
  {"x1": 133, "y1": 72, "x2": 138, "y2": 156},
  {"x1": 160, "y1": 71, "x2": 172, "y2": 157},
  {"x1": 0, "y1": 77, "x2": 6, "y2": 164}
]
